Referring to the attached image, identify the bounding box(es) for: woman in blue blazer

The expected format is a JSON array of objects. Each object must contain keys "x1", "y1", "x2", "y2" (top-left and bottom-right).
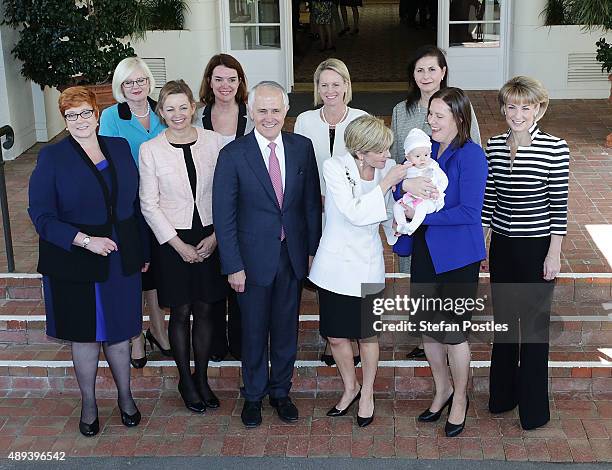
[
  {"x1": 99, "y1": 57, "x2": 170, "y2": 368},
  {"x1": 28, "y1": 87, "x2": 149, "y2": 437},
  {"x1": 402, "y1": 88, "x2": 487, "y2": 438}
]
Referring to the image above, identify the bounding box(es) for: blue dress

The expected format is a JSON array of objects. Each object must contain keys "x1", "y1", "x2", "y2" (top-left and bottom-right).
[{"x1": 36, "y1": 144, "x2": 143, "y2": 344}]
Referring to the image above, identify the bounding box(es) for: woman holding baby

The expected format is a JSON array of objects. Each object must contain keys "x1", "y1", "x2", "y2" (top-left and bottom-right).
[
  {"x1": 390, "y1": 44, "x2": 482, "y2": 360},
  {"x1": 403, "y1": 87, "x2": 488, "y2": 437}
]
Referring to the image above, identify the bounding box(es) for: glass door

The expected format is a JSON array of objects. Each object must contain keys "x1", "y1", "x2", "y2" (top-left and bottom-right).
[
  {"x1": 438, "y1": 0, "x2": 510, "y2": 89},
  {"x1": 220, "y1": 0, "x2": 292, "y2": 91}
]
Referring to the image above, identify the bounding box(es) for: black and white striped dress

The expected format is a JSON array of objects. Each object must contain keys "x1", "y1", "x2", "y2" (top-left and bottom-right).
[{"x1": 482, "y1": 123, "x2": 570, "y2": 237}]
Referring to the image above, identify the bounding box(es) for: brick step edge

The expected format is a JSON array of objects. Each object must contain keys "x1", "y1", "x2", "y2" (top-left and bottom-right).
[
  {"x1": 0, "y1": 273, "x2": 610, "y2": 302},
  {"x1": 1, "y1": 362, "x2": 610, "y2": 399}
]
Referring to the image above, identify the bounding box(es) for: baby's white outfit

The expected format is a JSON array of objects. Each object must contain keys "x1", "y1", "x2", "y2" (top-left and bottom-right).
[{"x1": 393, "y1": 160, "x2": 448, "y2": 235}]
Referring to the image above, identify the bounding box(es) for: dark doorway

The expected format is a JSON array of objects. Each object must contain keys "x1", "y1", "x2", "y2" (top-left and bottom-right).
[{"x1": 292, "y1": 0, "x2": 437, "y2": 84}]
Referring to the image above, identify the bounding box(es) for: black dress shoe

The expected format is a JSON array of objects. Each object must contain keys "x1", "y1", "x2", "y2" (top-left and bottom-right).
[
  {"x1": 130, "y1": 333, "x2": 147, "y2": 369},
  {"x1": 79, "y1": 417, "x2": 99, "y2": 437},
  {"x1": 209, "y1": 354, "x2": 225, "y2": 362},
  {"x1": 418, "y1": 392, "x2": 453, "y2": 422},
  {"x1": 178, "y1": 381, "x2": 206, "y2": 413},
  {"x1": 192, "y1": 374, "x2": 220, "y2": 409},
  {"x1": 327, "y1": 387, "x2": 361, "y2": 417},
  {"x1": 406, "y1": 346, "x2": 426, "y2": 359},
  {"x1": 356, "y1": 397, "x2": 375, "y2": 427},
  {"x1": 241, "y1": 400, "x2": 262, "y2": 427},
  {"x1": 321, "y1": 353, "x2": 335, "y2": 366},
  {"x1": 145, "y1": 329, "x2": 172, "y2": 357},
  {"x1": 445, "y1": 396, "x2": 469, "y2": 437},
  {"x1": 269, "y1": 396, "x2": 299, "y2": 423},
  {"x1": 119, "y1": 404, "x2": 141, "y2": 427}
]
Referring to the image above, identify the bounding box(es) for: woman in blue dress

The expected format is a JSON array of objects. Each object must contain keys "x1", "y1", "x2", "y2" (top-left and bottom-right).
[
  {"x1": 99, "y1": 57, "x2": 171, "y2": 368},
  {"x1": 29, "y1": 87, "x2": 149, "y2": 436}
]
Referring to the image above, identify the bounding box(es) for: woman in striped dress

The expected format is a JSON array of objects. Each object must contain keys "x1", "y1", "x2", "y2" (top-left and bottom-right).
[{"x1": 482, "y1": 76, "x2": 570, "y2": 430}]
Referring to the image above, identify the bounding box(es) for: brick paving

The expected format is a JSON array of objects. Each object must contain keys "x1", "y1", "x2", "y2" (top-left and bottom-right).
[
  {"x1": 0, "y1": 93, "x2": 609, "y2": 273},
  {"x1": 0, "y1": 389, "x2": 610, "y2": 461}
]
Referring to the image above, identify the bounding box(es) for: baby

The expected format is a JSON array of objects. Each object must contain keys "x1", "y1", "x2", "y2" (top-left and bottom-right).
[{"x1": 393, "y1": 128, "x2": 448, "y2": 235}]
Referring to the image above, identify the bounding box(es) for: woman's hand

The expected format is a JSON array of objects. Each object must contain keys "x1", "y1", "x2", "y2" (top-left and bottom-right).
[
  {"x1": 402, "y1": 177, "x2": 439, "y2": 199},
  {"x1": 543, "y1": 254, "x2": 561, "y2": 281},
  {"x1": 380, "y1": 164, "x2": 408, "y2": 194},
  {"x1": 86, "y1": 237, "x2": 118, "y2": 256},
  {"x1": 403, "y1": 203, "x2": 415, "y2": 220},
  {"x1": 141, "y1": 262, "x2": 150, "y2": 273},
  {"x1": 196, "y1": 233, "x2": 217, "y2": 259},
  {"x1": 168, "y1": 236, "x2": 201, "y2": 263}
]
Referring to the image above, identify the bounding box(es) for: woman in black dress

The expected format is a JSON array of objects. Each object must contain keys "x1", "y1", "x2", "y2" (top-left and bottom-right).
[
  {"x1": 139, "y1": 80, "x2": 228, "y2": 413},
  {"x1": 195, "y1": 53, "x2": 254, "y2": 362}
]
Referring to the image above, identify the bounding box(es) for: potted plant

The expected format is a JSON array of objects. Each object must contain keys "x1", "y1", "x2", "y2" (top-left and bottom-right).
[{"x1": 2, "y1": 0, "x2": 138, "y2": 108}]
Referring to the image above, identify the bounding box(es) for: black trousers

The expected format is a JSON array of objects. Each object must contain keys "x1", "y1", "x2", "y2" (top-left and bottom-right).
[
  {"x1": 488, "y1": 232, "x2": 554, "y2": 430},
  {"x1": 236, "y1": 242, "x2": 300, "y2": 402},
  {"x1": 210, "y1": 291, "x2": 242, "y2": 360}
]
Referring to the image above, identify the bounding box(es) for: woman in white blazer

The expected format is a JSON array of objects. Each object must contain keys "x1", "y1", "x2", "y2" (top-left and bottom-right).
[
  {"x1": 294, "y1": 58, "x2": 367, "y2": 366},
  {"x1": 309, "y1": 116, "x2": 406, "y2": 427}
]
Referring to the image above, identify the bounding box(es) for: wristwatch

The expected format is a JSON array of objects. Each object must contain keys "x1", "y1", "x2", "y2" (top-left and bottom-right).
[{"x1": 82, "y1": 236, "x2": 91, "y2": 249}]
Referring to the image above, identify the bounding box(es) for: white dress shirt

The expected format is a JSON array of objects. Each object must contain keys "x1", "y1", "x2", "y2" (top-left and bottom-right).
[{"x1": 254, "y1": 128, "x2": 286, "y2": 187}]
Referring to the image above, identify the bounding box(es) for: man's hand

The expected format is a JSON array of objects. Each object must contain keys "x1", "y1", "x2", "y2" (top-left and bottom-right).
[{"x1": 228, "y1": 270, "x2": 246, "y2": 293}]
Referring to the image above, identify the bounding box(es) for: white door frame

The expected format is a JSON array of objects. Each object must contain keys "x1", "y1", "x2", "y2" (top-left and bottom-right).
[
  {"x1": 437, "y1": 0, "x2": 512, "y2": 89},
  {"x1": 219, "y1": 1, "x2": 293, "y2": 91}
]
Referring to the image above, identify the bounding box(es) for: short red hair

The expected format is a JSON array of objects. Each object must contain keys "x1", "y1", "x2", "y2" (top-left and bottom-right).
[{"x1": 58, "y1": 86, "x2": 100, "y2": 119}]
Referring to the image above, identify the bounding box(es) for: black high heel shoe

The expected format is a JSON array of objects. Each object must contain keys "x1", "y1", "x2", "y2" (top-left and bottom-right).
[
  {"x1": 418, "y1": 392, "x2": 454, "y2": 422},
  {"x1": 178, "y1": 380, "x2": 206, "y2": 413},
  {"x1": 356, "y1": 396, "x2": 375, "y2": 428},
  {"x1": 119, "y1": 402, "x2": 141, "y2": 427},
  {"x1": 130, "y1": 333, "x2": 147, "y2": 369},
  {"x1": 192, "y1": 373, "x2": 220, "y2": 409},
  {"x1": 327, "y1": 386, "x2": 361, "y2": 417},
  {"x1": 406, "y1": 346, "x2": 426, "y2": 359},
  {"x1": 145, "y1": 329, "x2": 172, "y2": 357},
  {"x1": 79, "y1": 416, "x2": 99, "y2": 437},
  {"x1": 445, "y1": 396, "x2": 469, "y2": 437}
]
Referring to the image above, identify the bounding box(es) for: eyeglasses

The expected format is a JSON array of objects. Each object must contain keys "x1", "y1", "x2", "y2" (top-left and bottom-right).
[
  {"x1": 122, "y1": 77, "x2": 149, "y2": 89},
  {"x1": 65, "y1": 109, "x2": 95, "y2": 121}
]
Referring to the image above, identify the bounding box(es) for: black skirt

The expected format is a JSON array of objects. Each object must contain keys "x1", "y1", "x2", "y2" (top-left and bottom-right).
[
  {"x1": 410, "y1": 226, "x2": 480, "y2": 344},
  {"x1": 154, "y1": 219, "x2": 228, "y2": 308},
  {"x1": 318, "y1": 286, "x2": 381, "y2": 339}
]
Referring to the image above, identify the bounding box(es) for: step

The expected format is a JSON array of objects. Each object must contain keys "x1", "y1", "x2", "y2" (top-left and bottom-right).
[{"x1": 0, "y1": 342, "x2": 609, "y2": 400}]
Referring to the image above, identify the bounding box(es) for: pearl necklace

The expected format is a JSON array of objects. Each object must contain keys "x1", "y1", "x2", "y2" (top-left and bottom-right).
[
  {"x1": 321, "y1": 106, "x2": 349, "y2": 129},
  {"x1": 131, "y1": 102, "x2": 150, "y2": 119}
]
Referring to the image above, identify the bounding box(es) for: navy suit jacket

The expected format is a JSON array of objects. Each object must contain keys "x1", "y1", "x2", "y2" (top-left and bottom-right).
[
  {"x1": 28, "y1": 135, "x2": 149, "y2": 281},
  {"x1": 212, "y1": 131, "x2": 322, "y2": 286}
]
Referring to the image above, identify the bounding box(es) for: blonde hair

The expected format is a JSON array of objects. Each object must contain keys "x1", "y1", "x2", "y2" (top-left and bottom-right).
[
  {"x1": 344, "y1": 115, "x2": 393, "y2": 157},
  {"x1": 498, "y1": 76, "x2": 549, "y2": 121},
  {"x1": 111, "y1": 57, "x2": 156, "y2": 103},
  {"x1": 313, "y1": 58, "x2": 352, "y2": 106},
  {"x1": 155, "y1": 80, "x2": 197, "y2": 125}
]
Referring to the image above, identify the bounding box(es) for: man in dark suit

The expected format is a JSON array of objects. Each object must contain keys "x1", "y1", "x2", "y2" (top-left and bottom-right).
[{"x1": 212, "y1": 81, "x2": 321, "y2": 427}]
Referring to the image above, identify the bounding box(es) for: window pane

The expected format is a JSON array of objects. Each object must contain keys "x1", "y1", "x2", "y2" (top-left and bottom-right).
[
  {"x1": 449, "y1": 22, "x2": 500, "y2": 47},
  {"x1": 449, "y1": 0, "x2": 501, "y2": 22},
  {"x1": 229, "y1": 0, "x2": 280, "y2": 24},
  {"x1": 230, "y1": 26, "x2": 281, "y2": 49}
]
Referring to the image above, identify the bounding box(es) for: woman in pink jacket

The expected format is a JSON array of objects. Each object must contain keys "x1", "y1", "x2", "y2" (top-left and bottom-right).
[{"x1": 139, "y1": 80, "x2": 227, "y2": 413}]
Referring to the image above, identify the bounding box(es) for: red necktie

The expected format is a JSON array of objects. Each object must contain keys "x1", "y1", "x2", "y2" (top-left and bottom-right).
[{"x1": 268, "y1": 142, "x2": 285, "y2": 241}]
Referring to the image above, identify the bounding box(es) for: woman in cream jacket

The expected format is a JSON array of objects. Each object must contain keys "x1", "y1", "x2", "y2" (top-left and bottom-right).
[{"x1": 309, "y1": 116, "x2": 406, "y2": 427}]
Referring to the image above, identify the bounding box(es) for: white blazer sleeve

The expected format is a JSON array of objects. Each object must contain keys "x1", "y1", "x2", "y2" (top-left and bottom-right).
[
  {"x1": 381, "y1": 160, "x2": 399, "y2": 246},
  {"x1": 138, "y1": 141, "x2": 178, "y2": 245},
  {"x1": 323, "y1": 158, "x2": 388, "y2": 227}
]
